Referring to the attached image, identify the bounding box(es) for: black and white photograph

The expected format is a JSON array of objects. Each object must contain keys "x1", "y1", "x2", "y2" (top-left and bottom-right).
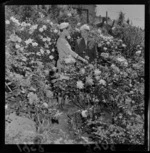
[{"x1": 4, "y1": 3, "x2": 148, "y2": 151}]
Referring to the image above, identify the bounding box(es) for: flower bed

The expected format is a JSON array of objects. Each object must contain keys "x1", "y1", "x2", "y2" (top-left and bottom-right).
[{"x1": 5, "y1": 15, "x2": 144, "y2": 144}]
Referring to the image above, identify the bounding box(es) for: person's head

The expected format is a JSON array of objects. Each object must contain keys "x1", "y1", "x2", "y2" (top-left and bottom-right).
[
  {"x1": 80, "y1": 24, "x2": 90, "y2": 39},
  {"x1": 59, "y1": 22, "x2": 70, "y2": 37}
]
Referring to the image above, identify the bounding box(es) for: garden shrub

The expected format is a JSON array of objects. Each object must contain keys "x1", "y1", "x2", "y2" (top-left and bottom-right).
[{"x1": 5, "y1": 7, "x2": 144, "y2": 144}]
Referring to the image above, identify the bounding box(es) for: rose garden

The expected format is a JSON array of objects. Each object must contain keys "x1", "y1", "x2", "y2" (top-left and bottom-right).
[{"x1": 5, "y1": 5, "x2": 144, "y2": 144}]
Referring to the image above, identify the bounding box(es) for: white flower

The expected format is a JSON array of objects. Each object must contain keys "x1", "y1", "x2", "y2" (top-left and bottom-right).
[
  {"x1": 77, "y1": 80, "x2": 84, "y2": 89},
  {"x1": 40, "y1": 49, "x2": 44, "y2": 54},
  {"x1": 106, "y1": 42, "x2": 110, "y2": 45},
  {"x1": 49, "y1": 55, "x2": 54, "y2": 59},
  {"x1": 101, "y1": 52, "x2": 109, "y2": 58},
  {"x1": 77, "y1": 23, "x2": 81, "y2": 26},
  {"x1": 42, "y1": 38, "x2": 47, "y2": 42},
  {"x1": 54, "y1": 29, "x2": 58, "y2": 33},
  {"x1": 99, "y1": 79, "x2": 106, "y2": 86},
  {"x1": 15, "y1": 44, "x2": 20, "y2": 49},
  {"x1": 36, "y1": 52, "x2": 41, "y2": 56},
  {"x1": 52, "y1": 48, "x2": 55, "y2": 52},
  {"x1": 67, "y1": 35, "x2": 71, "y2": 39},
  {"x1": 75, "y1": 28, "x2": 80, "y2": 32},
  {"x1": 80, "y1": 68, "x2": 85, "y2": 75},
  {"x1": 9, "y1": 34, "x2": 22, "y2": 42},
  {"x1": 31, "y1": 24, "x2": 38, "y2": 30},
  {"x1": 122, "y1": 44, "x2": 126, "y2": 47},
  {"x1": 112, "y1": 27, "x2": 115, "y2": 30},
  {"x1": 21, "y1": 22, "x2": 27, "y2": 27},
  {"x1": 39, "y1": 28, "x2": 43, "y2": 32},
  {"x1": 5, "y1": 104, "x2": 8, "y2": 109},
  {"x1": 25, "y1": 38, "x2": 33, "y2": 45},
  {"x1": 6, "y1": 20, "x2": 10, "y2": 24},
  {"x1": 45, "y1": 43, "x2": 49, "y2": 48},
  {"x1": 32, "y1": 42, "x2": 38, "y2": 47},
  {"x1": 95, "y1": 75, "x2": 100, "y2": 81},
  {"x1": 46, "y1": 50, "x2": 50, "y2": 54},
  {"x1": 119, "y1": 39, "x2": 123, "y2": 42},
  {"x1": 42, "y1": 25, "x2": 47, "y2": 30},
  {"x1": 47, "y1": 37, "x2": 51, "y2": 41},
  {"x1": 94, "y1": 69, "x2": 101, "y2": 76},
  {"x1": 103, "y1": 47, "x2": 107, "y2": 51},
  {"x1": 111, "y1": 64, "x2": 120, "y2": 73},
  {"x1": 59, "y1": 74, "x2": 70, "y2": 80},
  {"x1": 86, "y1": 77, "x2": 94, "y2": 86},
  {"x1": 43, "y1": 102, "x2": 48, "y2": 108},
  {"x1": 50, "y1": 22, "x2": 53, "y2": 26},
  {"x1": 67, "y1": 13, "x2": 72, "y2": 17},
  {"x1": 10, "y1": 16, "x2": 20, "y2": 25},
  {"x1": 81, "y1": 110, "x2": 88, "y2": 118},
  {"x1": 136, "y1": 50, "x2": 141, "y2": 55},
  {"x1": 98, "y1": 43, "x2": 102, "y2": 47},
  {"x1": 88, "y1": 64, "x2": 94, "y2": 69},
  {"x1": 116, "y1": 57, "x2": 126, "y2": 62}
]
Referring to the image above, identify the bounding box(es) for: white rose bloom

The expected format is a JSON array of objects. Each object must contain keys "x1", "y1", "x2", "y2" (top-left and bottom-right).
[
  {"x1": 77, "y1": 23, "x2": 81, "y2": 26},
  {"x1": 49, "y1": 55, "x2": 54, "y2": 59},
  {"x1": 77, "y1": 80, "x2": 84, "y2": 89},
  {"x1": 45, "y1": 43, "x2": 49, "y2": 48},
  {"x1": 36, "y1": 52, "x2": 41, "y2": 56},
  {"x1": 99, "y1": 79, "x2": 106, "y2": 86},
  {"x1": 95, "y1": 75, "x2": 100, "y2": 81},
  {"x1": 101, "y1": 52, "x2": 109, "y2": 58},
  {"x1": 103, "y1": 47, "x2": 107, "y2": 51},
  {"x1": 31, "y1": 24, "x2": 38, "y2": 30},
  {"x1": 136, "y1": 50, "x2": 141, "y2": 55},
  {"x1": 6, "y1": 20, "x2": 10, "y2": 24},
  {"x1": 52, "y1": 48, "x2": 55, "y2": 52},
  {"x1": 54, "y1": 29, "x2": 58, "y2": 33},
  {"x1": 94, "y1": 69, "x2": 101, "y2": 76},
  {"x1": 67, "y1": 35, "x2": 71, "y2": 39},
  {"x1": 106, "y1": 42, "x2": 110, "y2": 45},
  {"x1": 67, "y1": 13, "x2": 72, "y2": 17},
  {"x1": 75, "y1": 28, "x2": 80, "y2": 32},
  {"x1": 43, "y1": 102, "x2": 48, "y2": 108},
  {"x1": 122, "y1": 44, "x2": 126, "y2": 47},
  {"x1": 10, "y1": 16, "x2": 20, "y2": 25},
  {"x1": 80, "y1": 68, "x2": 85, "y2": 75},
  {"x1": 42, "y1": 25, "x2": 47, "y2": 30},
  {"x1": 21, "y1": 22, "x2": 27, "y2": 27},
  {"x1": 25, "y1": 38, "x2": 33, "y2": 45},
  {"x1": 86, "y1": 77, "x2": 94, "y2": 85},
  {"x1": 42, "y1": 38, "x2": 47, "y2": 42},
  {"x1": 50, "y1": 22, "x2": 53, "y2": 26},
  {"x1": 116, "y1": 57, "x2": 126, "y2": 62},
  {"x1": 15, "y1": 44, "x2": 20, "y2": 49},
  {"x1": 47, "y1": 37, "x2": 51, "y2": 41},
  {"x1": 40, "y1": 49, "x2": 44, "y2": 54},
  {"x1": 5, "y1": 104, "x2": 8, "y2": 109},
  {"x1": 46, "y1": 50, "x2": 50, "y2": 54},
  {"x1": 81, "y1": 110, "x2": 88, "y2": 118},
  {"x1": 98, "y1": 43, "x2": 102, "y2": 47},
  {"x1": 32, "y1": 42, "x2": 38, "y2": 47},
  {"x1": 39, "y1": 28, "x2": 43, "y2": 32}
]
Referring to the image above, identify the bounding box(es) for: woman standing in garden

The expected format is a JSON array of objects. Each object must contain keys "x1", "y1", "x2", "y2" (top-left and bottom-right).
[{"x1": 57, "y1": 22, "x2": 88, "y2": 72}]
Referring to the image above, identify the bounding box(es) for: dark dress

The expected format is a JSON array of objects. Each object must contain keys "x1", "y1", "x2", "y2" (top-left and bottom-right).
[{"x1": 75, "y1": 38, "x2": 97, "y2": 63}]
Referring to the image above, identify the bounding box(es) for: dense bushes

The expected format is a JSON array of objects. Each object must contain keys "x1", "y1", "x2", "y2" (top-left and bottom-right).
[
  {"x1": 5, "y1": 6, "x2": 144, "y2": 144},
  {"x1": 112, "y1": 25, "x2": 144, "y2": 57}
]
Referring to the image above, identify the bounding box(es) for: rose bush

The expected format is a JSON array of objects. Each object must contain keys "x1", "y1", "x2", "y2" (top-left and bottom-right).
[{"x1": 5, "y1": 12, "x2": 144, "y2": 144}]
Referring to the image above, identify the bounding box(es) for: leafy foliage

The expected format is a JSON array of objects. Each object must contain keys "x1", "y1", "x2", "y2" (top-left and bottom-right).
[{"x1": 5, "y1": 6, "x2": 144, "y2": 144}]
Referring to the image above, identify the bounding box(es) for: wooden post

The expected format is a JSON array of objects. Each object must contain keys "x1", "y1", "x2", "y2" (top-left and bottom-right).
[{"x1": 106, "y1": 11, "x2": 108, "y2": 24}]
